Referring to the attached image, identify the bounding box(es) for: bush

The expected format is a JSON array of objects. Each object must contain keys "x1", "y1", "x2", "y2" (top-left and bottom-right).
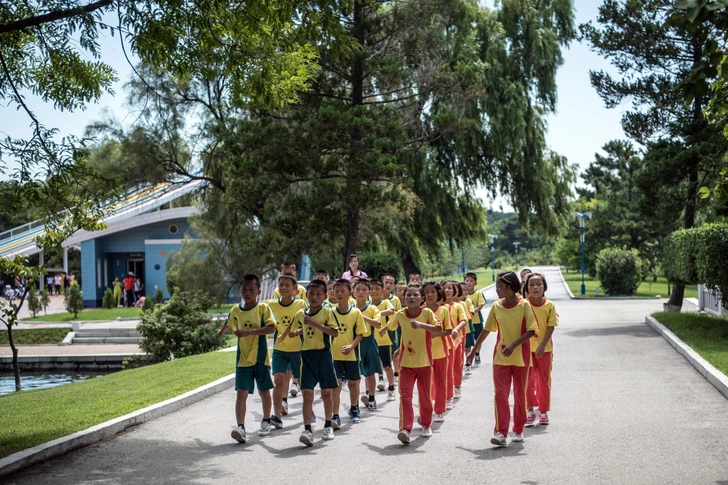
[
  {"x1": 141, "y1": 296, "x2": 155, "y2": 312},
  {"x1": 595, "y1": 247, "x2": 643, "y2": 296},
  {"x1": 137, "y1": 291, "x2": 223, "y2": 362},
  {"x1": 102, "y1": 288, "x2": 115, "y2": 309},
  {"x1": 694, "y1": 223, "x2": 728, "y2": 308},
  {"x1": 64, "y1": 284, "x2": 84, "y2": 318},
  {"x1": 359, "y1": 251, "x2": 403, "y2": 280},
  {"x1": 26, "y1": 286, "x2": 42, "y2": 318},
  {"x1": 154, "y1": 286, "x2": 165, "y2": 305},
  {"x1": 39, "y1": 289, "x2": 50, "y2": 315},
  {"x1": 663, "y1": 229, "x2": 699, "y2": 286}
]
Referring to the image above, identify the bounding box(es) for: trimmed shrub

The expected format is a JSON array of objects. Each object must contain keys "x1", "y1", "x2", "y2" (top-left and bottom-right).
[
  {"x1": 39, "y1": 289, "x2": 50, "y2": 315},
  {"x1": 64, "y1": 284, "x2": 84, "y2": 318},
  {"x1": 154, "y1": 286, "x2": 165, "y2": 305},
  {"x1": 663, "y1": 229, "x2": 699, "y2": 286},
  {"x1": 595, "y1": 247, "x2": 643, "y2": 296},
  {"x1": 694, "y1": 223, "x2": 728, "y2": 308},
  {"x1": 141, "y1": 296, "x2": 155, "y2": 312},
  {"x1": 102, "y1": 288, "x2": 115, "y2": 309},
  {"x1": 137, "y1": 291, "x2": 223, "y2": 362},
  {"x1": 27, "y1": 286, "x2": 42, "y2": 318}
]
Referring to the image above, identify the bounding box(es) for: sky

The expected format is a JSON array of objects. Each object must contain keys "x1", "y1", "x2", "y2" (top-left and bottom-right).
[{"x1": 0, "y1": 0, "x2": 627, "y2": 209}]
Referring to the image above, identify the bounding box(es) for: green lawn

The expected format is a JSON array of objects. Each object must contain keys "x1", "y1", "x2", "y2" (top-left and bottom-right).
[
  {"x1": 0, "y1": 328, "x2": 69, "y2": 345},
  {"x1": 560, "y1": 269, "x2": 698, "y2": 299},
  {"x1": 652, "y1": 311, "x2": 728, "y2": 376},
  {"x1": 0, "y1": 350, "x2": 234, "y2": 458},
  {"x1": 21, "y1": 304, "x2": 235, "y2": 322}
]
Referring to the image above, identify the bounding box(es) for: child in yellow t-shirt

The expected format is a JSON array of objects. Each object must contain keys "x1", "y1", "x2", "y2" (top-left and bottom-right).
[
  {"x1": 470, "y1": 271, "x2": 537, "y2": 447},
  {"x1": 524, "y1": 272, "x2": 558, "y2": 427},
  {"x1": 423, "y1": 281, "x2": 452, "y2": 422},
  {"x1": 272, "y1": 262, "x2": 307, "y2": 301},
  {"x1": 465, "y1": 272, "x2": 487, "y2": 365},
  {"x1": 371, "y1": 279, "x2": 396, "y2": 399},
  {"x1": 216, "y1": 275, "x2": 276, "y2": 444}
]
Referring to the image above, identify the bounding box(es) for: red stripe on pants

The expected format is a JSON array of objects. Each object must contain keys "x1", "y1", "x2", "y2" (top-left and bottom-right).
[
  {"x1": 399, "y1": 366, "x2": 433, "y2": 431},
  {"x1": 454, "y1": 338, "x2": 464, "y2": 388},
  {"x1": 431, "y1": 356, "x2": 448, "y2": 414},
  {"x1": 493, "y1": 364, "x2": 529, "y2": 436},
  {"x1": 446, "y1": 347, "x2": 454, "y2": 400},
  {"x1": 526, "y1": 352, "x2": 553, "y2": 413}
]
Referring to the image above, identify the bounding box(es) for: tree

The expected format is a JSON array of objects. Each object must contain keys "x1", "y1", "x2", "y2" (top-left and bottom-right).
[
  {"x1": 27, "y1": 286, "x2": 42, "y2": 318},
  {"x1": 102, "y1": 287, "x2": 115, "y2": 309},
  {"x1": 40, "y1": 288, "x2": 50, "y2": 315},
  {"x1": 580, "y1": 0, "x2": 728, "y2": 307},
  {"x1": 64, "y1": 283, "x2": 84, "y2": 318}
]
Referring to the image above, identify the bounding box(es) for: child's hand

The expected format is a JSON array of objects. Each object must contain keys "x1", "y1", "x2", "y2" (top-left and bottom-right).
[
  {"x1": 502, "y1": 343, "x2": 515, "y2": 357},
  {"x1": 342, "y1": 344, "x2": 353, "y2": 355},
  {"x1": 466, "y1": 349, "x2": 476, "y2": 362},
  {"x1": 535, "y1": 345, "x2": 546, "y2": 359},
  {"x1": 276, "y1": 334, "x2": 287, "y2": 343},
  {"x1": 409, "y1": 320, "x2": 420, "y2": 330},
  {"x1": 379, "y1": 327, "x2": 388, "y2": 337},
  {"x1": 234, "y1": 329, "x2": 249, "y2": 338}
]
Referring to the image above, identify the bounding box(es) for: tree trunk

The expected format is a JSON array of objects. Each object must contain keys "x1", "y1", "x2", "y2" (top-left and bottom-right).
[
  {"x1": 402, "y1": 252, "x2": 420, "y2": 282},
  {"x1": 7, "y1": 323, "x2": 20, "y2": 391}
]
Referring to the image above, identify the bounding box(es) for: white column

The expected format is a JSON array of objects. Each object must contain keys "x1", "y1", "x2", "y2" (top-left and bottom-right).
[
  {"x1": 63, "y1": 247, "x2": 69, "y2": 273},
  {"x1": 39, "y1": 251, "x2": 44, "y2": 290}
]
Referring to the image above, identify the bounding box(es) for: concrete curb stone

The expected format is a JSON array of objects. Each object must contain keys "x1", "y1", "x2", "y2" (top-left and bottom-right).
[
  {"x1": 645, "y1": 315, "x2": 728, "y2": 400},
  {"x1": 0, "y1": 373, "x2": 235, "y2": 478}
]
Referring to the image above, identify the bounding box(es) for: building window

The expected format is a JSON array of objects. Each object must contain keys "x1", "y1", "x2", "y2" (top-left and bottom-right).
[{"x1": 169, "y1": 224, "x2": 179, "y2": 234}]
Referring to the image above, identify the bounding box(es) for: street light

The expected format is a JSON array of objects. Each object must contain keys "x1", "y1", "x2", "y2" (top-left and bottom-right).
[
  {"x1": 513, "y1": 241, "x2": 520, "y2": 271},
  {"x1": 572, "y1": 211, "x2": 593, "y2": 296},
  {"x1": 489, "y1": 234, "x2": 498, "y2": 282}
]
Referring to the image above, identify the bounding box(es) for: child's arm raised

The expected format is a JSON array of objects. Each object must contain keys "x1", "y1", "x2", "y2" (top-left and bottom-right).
[
  {"x1": 362, "y1": 314, "x2": 382, "y2": 328},
  {"x1": 342, "y1": 334, "x2": 363, "y2": 355},
  {"x1": 234, "y1": 325, "x2": 276, "y2": 338},
  {"x1": 303, "y1": 315, "x2": 339, "y2": 337}
]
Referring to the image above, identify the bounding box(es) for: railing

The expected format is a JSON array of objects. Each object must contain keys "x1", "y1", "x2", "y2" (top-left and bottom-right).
[
  {"x1": 698, "y1": 284, "x2": 727, "y2": 316},
  {"x1": 0, "y1": 220, "x2": 45, "y2": 242}
]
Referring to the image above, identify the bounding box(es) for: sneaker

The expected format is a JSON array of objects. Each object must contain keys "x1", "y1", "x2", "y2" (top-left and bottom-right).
[
  {"x1": 491, "y1": 432, "x2": 507, "y2": 446},
  {"x1": 311, "y1": 412, "x2": 317, "y2": 423},
  {"x1": 387, "y1": 389, "x2": 396, "y2": 401},
  {"x1": 433, "y1": 413, "x2": 445, "y2": 422},
  {"x1": 446, "y1": 399, "x2": 454, "y2": 410},
  {"x1": 397, "y1": 429, "x2": 411, "y2": 445},
  {"x1": 331, "y1": 416, "x2": 342, "y2": 430},
  {"x1": 349, "y1": 407, "x2": 361, "y2": 423},
  {"x1": 322, "y1": 426, "x2": 335, "y2": 440},
  {"x1": 394, "y1": 375, "x2": 398, "y2": 385},
  {"x1": 367, "y1": 401, "x2": 377, "y2": 411},
  {"x1": 299, "y1": 429, "x2": 314, "y2": 446},
  {"x1": 475, "y1": 354, "x2": 482, "y2": 364},
  {"x1": 525, "y1": 411, "x2": 537, "y2": 427},
  {"x1": 231, "y1": 425, "x2": 247, "y2": 443},
  {"x1": 465, "y1": 364, "x2": 472, "y2": 375},
  {"x1": 511, "y1": 432, "x2": 524, "y2": 442},
  {"x1": 539, "y1": 413, "x2": 549, "y2": 425},
  {"x1": 270, "y1": 416, "x2": 284, "y2": 429},
  {"x1": 422, "y1": 427, "x2": 432, "y2": 438},
  {"x1": 377, "y1": 378, "x2": 385, "y2": 391},
  {"x1": 361, "y1": 395, "x2": 370, "y2": 407},
  {"x1": 281, "y1": 400, "x2": 289, "y2": 416},
  {"x1": 341, "y1": 378, "x2": 348, "y2": 385},
  {"x1": 454, "y1": 387, "x2": 462, "y2": 399},
  {"x1": 290, "y1": 383, "x2": 300, "y2": 397},
  {"x1": 258, "y1": 420, "x2": 272, "y2": 436}
]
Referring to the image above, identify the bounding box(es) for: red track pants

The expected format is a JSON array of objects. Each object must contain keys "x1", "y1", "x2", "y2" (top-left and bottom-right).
[
  {"x1": 446, "y1": 347, "x2": 455, "y2": 400},
  {"x1": 399, "y1": 365, "x2": 433, "y2": 431},
  {"x1": 493, "y1": 364, "x2": 529, "y2": 436},
  {"x1": 431, "y1": 356, "x2": 448, "y2": 414},
  {"x1": 454, "y1": 337, "x2": 464, "y2": 388},
  {"x1": 526, "y1": 352, "x2": 553, "y2": 413}
]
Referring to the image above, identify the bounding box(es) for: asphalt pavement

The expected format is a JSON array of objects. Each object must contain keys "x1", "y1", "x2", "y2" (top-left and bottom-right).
[{"x1": 5, "y1": 267, "x2": 728, "y2": 484}]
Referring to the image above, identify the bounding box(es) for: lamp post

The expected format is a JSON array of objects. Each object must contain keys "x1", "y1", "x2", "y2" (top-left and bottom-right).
[
  {"x1": 489, "y1": 234, "x2": 498, "y2": 281},
  {"x1": 461, "y1": 247, "x2": 466, "y2": 280},
  {"x1": 513, "y1": 241, "x2": 520, "y2": 271},
  {"x1": 572, "y1": 211, "x2": 593, "y2": 296}
]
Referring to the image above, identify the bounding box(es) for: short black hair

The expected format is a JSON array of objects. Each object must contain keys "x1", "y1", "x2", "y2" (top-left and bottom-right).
[
  {"x1": 241, "y1": 274, "x2": 261, "y2": 289},
  {"x1": 278, "y1": 274, "x2": 297, "y2": 287},
  {"x1": 465, "y1": 272, "x2": 477, "y2": 281},
  {"x1": 370, "y1": 278, "x2": 384, "y2": 288},
  {"x1": 496, "y1": 271, "x2": 521, "y2": 294},
  {"x1": 382, "y1": 274, "x2": 396, "y2": 283},
  {"x1": 406, "y1": 283, "x2": 425, "y2": 299},
  {"x1": 422, "y1": 280, "x2": 444, "y2": 302},
  {"x1": 326, "y1": 280, "x2": 336, "y2": 287},
  {"x1": 354, "y1": 278, "x2": 371, "y2": 290},
  {"x1": 408, "y1": 272, "x2": 421, "y2": 282},
  {"x1": 307, "y1": 279, "x2": 327, "y2": 294},
  {"x1": 315, "y1": 269, "x2": 328, "y2": 276},
  {"x1": 334, "y1": 278, "x2": 352, "y2": 291},
  {"x1": 525, "y1": 272, "x2": 548, "y2": 293},
  {"x1": 281, "y1": 262, "x2": 297, "y2": 271}
]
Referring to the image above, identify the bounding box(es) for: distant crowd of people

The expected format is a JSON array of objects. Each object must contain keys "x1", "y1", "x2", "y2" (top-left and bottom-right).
[{"x1": 112, "y1": 273, "x2": 144, "y2": 308}]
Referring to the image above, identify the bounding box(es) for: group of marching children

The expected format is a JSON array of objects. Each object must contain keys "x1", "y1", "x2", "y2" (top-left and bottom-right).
[{"x1": 217, "y1": 256, "x2": 557, "y2": 448}]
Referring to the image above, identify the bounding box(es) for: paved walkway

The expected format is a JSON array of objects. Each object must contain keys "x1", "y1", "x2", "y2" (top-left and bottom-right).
[{"x1": 5, "y1": 267, "x2": 728, "y2": 484}]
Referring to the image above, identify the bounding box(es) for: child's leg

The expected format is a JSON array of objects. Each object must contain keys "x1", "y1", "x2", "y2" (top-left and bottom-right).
[
  {"x1": 333, "y1": 381, "x2": 342, "y2": 413},
  {"x1": 492, "y1": 365, "x2": 513, "y2": 437},
  {"x1": 259, "y1": 389, "x2": 272, "y2": 420},
  {"x1": 321, "y1": 389, "x2": 333, "y2": 420},
  {"x1": 392, "y1": 349, "x2": 400, "y2": 373},
  {"x1": 536, "y1": 352, "x2": 553, "y2": 413},
  {"x1": 398, "y1": 367, "x2": 415, "y2": 431},
  {"x1": 347, "y1": 379, "x2": 361, "y2": 406},
  {"x1": 454, "y1": 340, "x2": 464, "y2": 388},
  {"x1": 365, "y1": 374, "x2": 376, "y2": 397},
  {"x1": 465, "y1": 347, "x2": 472, "y2": 365},
  {"x1": 284, "y1": 370, "x2": 293, "y2": 396},
  {"x1": 302, "y1": 389, "x2": 314, "y2": 426},
  {"x1": 235, "y1": 390, "x2": 249, "y2": 425},
  {"x1": 433, "y1": 357, "x2": 447, "y2": 414},
  {"x1": 512, "y1": 365, "x2": 529, "y2": 434},
  {"x1": 446, "y1": 349, "x2": 454, "y2": 400},
  {"x1": 272, "y1": 372, "x2": 286, "y2": 417},
  {"x1": 526, "y1": 356, "x2": 538, "y2": 411},
  {"x1": 416, "y1": 366, "x2": 433, "y2": 428}
]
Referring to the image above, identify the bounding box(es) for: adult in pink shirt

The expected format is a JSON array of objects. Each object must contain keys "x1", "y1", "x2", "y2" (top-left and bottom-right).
[{"x1": 341, "y1": 254, "x2": 367, "y2": 280}]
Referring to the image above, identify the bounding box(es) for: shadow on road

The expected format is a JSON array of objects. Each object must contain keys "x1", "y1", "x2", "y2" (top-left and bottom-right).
[
  {"x1": 562, "y1": 324, "x2": 657, "y2": 339},
  {"x1": 456, "y1": 442, "x2": 528, "y2": 460}
]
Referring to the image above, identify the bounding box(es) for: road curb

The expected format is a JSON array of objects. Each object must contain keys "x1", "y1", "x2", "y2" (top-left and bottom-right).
[
  {"x1": 557, "y1": 268, "x2": 576, "y2": 299},
  {"x1": 0, "y1": 373, "x2": 235, "y2": 479},
  {"x1": 557, "y1": 268, "x2": 663, "y2": 300},
  {"x1": 645, "y1": 315, "x2": 728, "y2": 400}
]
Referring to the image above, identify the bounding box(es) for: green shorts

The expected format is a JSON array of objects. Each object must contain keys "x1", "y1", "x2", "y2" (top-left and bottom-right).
[
  {"x1": 466, "y1": 333, "x2": 475, "y2": 348},
  {"x1": 378, "y1": 345, "x2": 392, "y2": 368},
  {"x1": 271, "y1": 350, "x2": 301, "y2": 379},
  {"x1": 235, "y1": 364, "x2": 274, "y2": 393},
  {"x1": 334, "y1": 360, "x2": 361, "y2": 381},
  {"x1": 359, "y1": 337, "x2": 382, "y2": 377},
  {"x1": 300, "y1": 349, "x2": 338, "y2": 390},
  {"x1": 473, "y1": 322, "x2": 484, "y2": 339}
]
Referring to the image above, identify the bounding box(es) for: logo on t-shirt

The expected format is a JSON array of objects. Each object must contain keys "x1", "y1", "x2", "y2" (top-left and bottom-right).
[
  {"x1": 339, "y1": 322, "x2": 349, "y2": 334},
  {"x1": 306, "y1": 326, "x2": 316, "y2": 338},
  {"x1": 405, "y1": 341, "x2": 415, "y2": 355},
  {"x1": 281, "y1": 315, "x2": 292, "y2": 326}
]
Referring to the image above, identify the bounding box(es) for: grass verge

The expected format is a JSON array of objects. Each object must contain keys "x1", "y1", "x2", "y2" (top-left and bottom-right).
[
  {"x1": 0, "y1": 350, "x2": 234, "y2": 459},
  {"x1": 21, "y1": 304, "x2": 236, "y2": 322},
  {"x1": 433, "y1": 268, "x2": 504, "y2": 286},
  {"x1": 560, "y1": 270, "x2": 698, "y2": 299},
  {"x1": 0, "y1": 328, "x2": 69, "y2": 345},
  {"x1": 651, "y1": 311, "x2": 728, "y2": 376}
]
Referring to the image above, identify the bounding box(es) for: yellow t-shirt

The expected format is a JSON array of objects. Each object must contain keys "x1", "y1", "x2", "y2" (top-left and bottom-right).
[
  {"x1": 290, "y1": 306, "x2": 339, "y2": 351},
  {"x1": 357, "y1": 303, "x2": 381, "y2": 340},
  {"x1": 332, "y1": 306, "x2": 367, "y2": 361},
  {"x1": 529, "y1": 298, "x2": 558, "y2": 353},
  {"x1": 463, "y1": 299, "x2": 475, "y2": 334},
  {"x1": 268, "y1": 298, "x2": 308, "y2": 352},
  {"x1": 273, "y1": 284, "x2": 308, "y2": 301},
  {"x1": 226, "y1": 302, "x2": 276, "y2": 367},
  {"x1": 484, "y1": 298, "x2": 538, "y2": 367},
  {"x1": 324, "y1": 299, "x2": 337, "y2": 308},
  {"x1": 431, "y1": 304, "x2": 452, "y2": 360},
  {"x1": 388, "y1": 307, "x2": 440, "y2": 368},
  {"x1": 450, "y1": 302, "x2": 468, "y2": 337},
  {"x1": 466, "y1": 290, "x2": 487, "y2": 324},
  {"x1": 374, "y1": 299, "x2": 395, "y2": 346},
  {"x1": 389, "y1": 295, "x2": 402, "y2": 312}
]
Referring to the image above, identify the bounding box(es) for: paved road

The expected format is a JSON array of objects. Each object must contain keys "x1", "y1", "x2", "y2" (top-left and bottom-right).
[{"x1": 6, "y1": 267, "x2": 728, "y2": 484}]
